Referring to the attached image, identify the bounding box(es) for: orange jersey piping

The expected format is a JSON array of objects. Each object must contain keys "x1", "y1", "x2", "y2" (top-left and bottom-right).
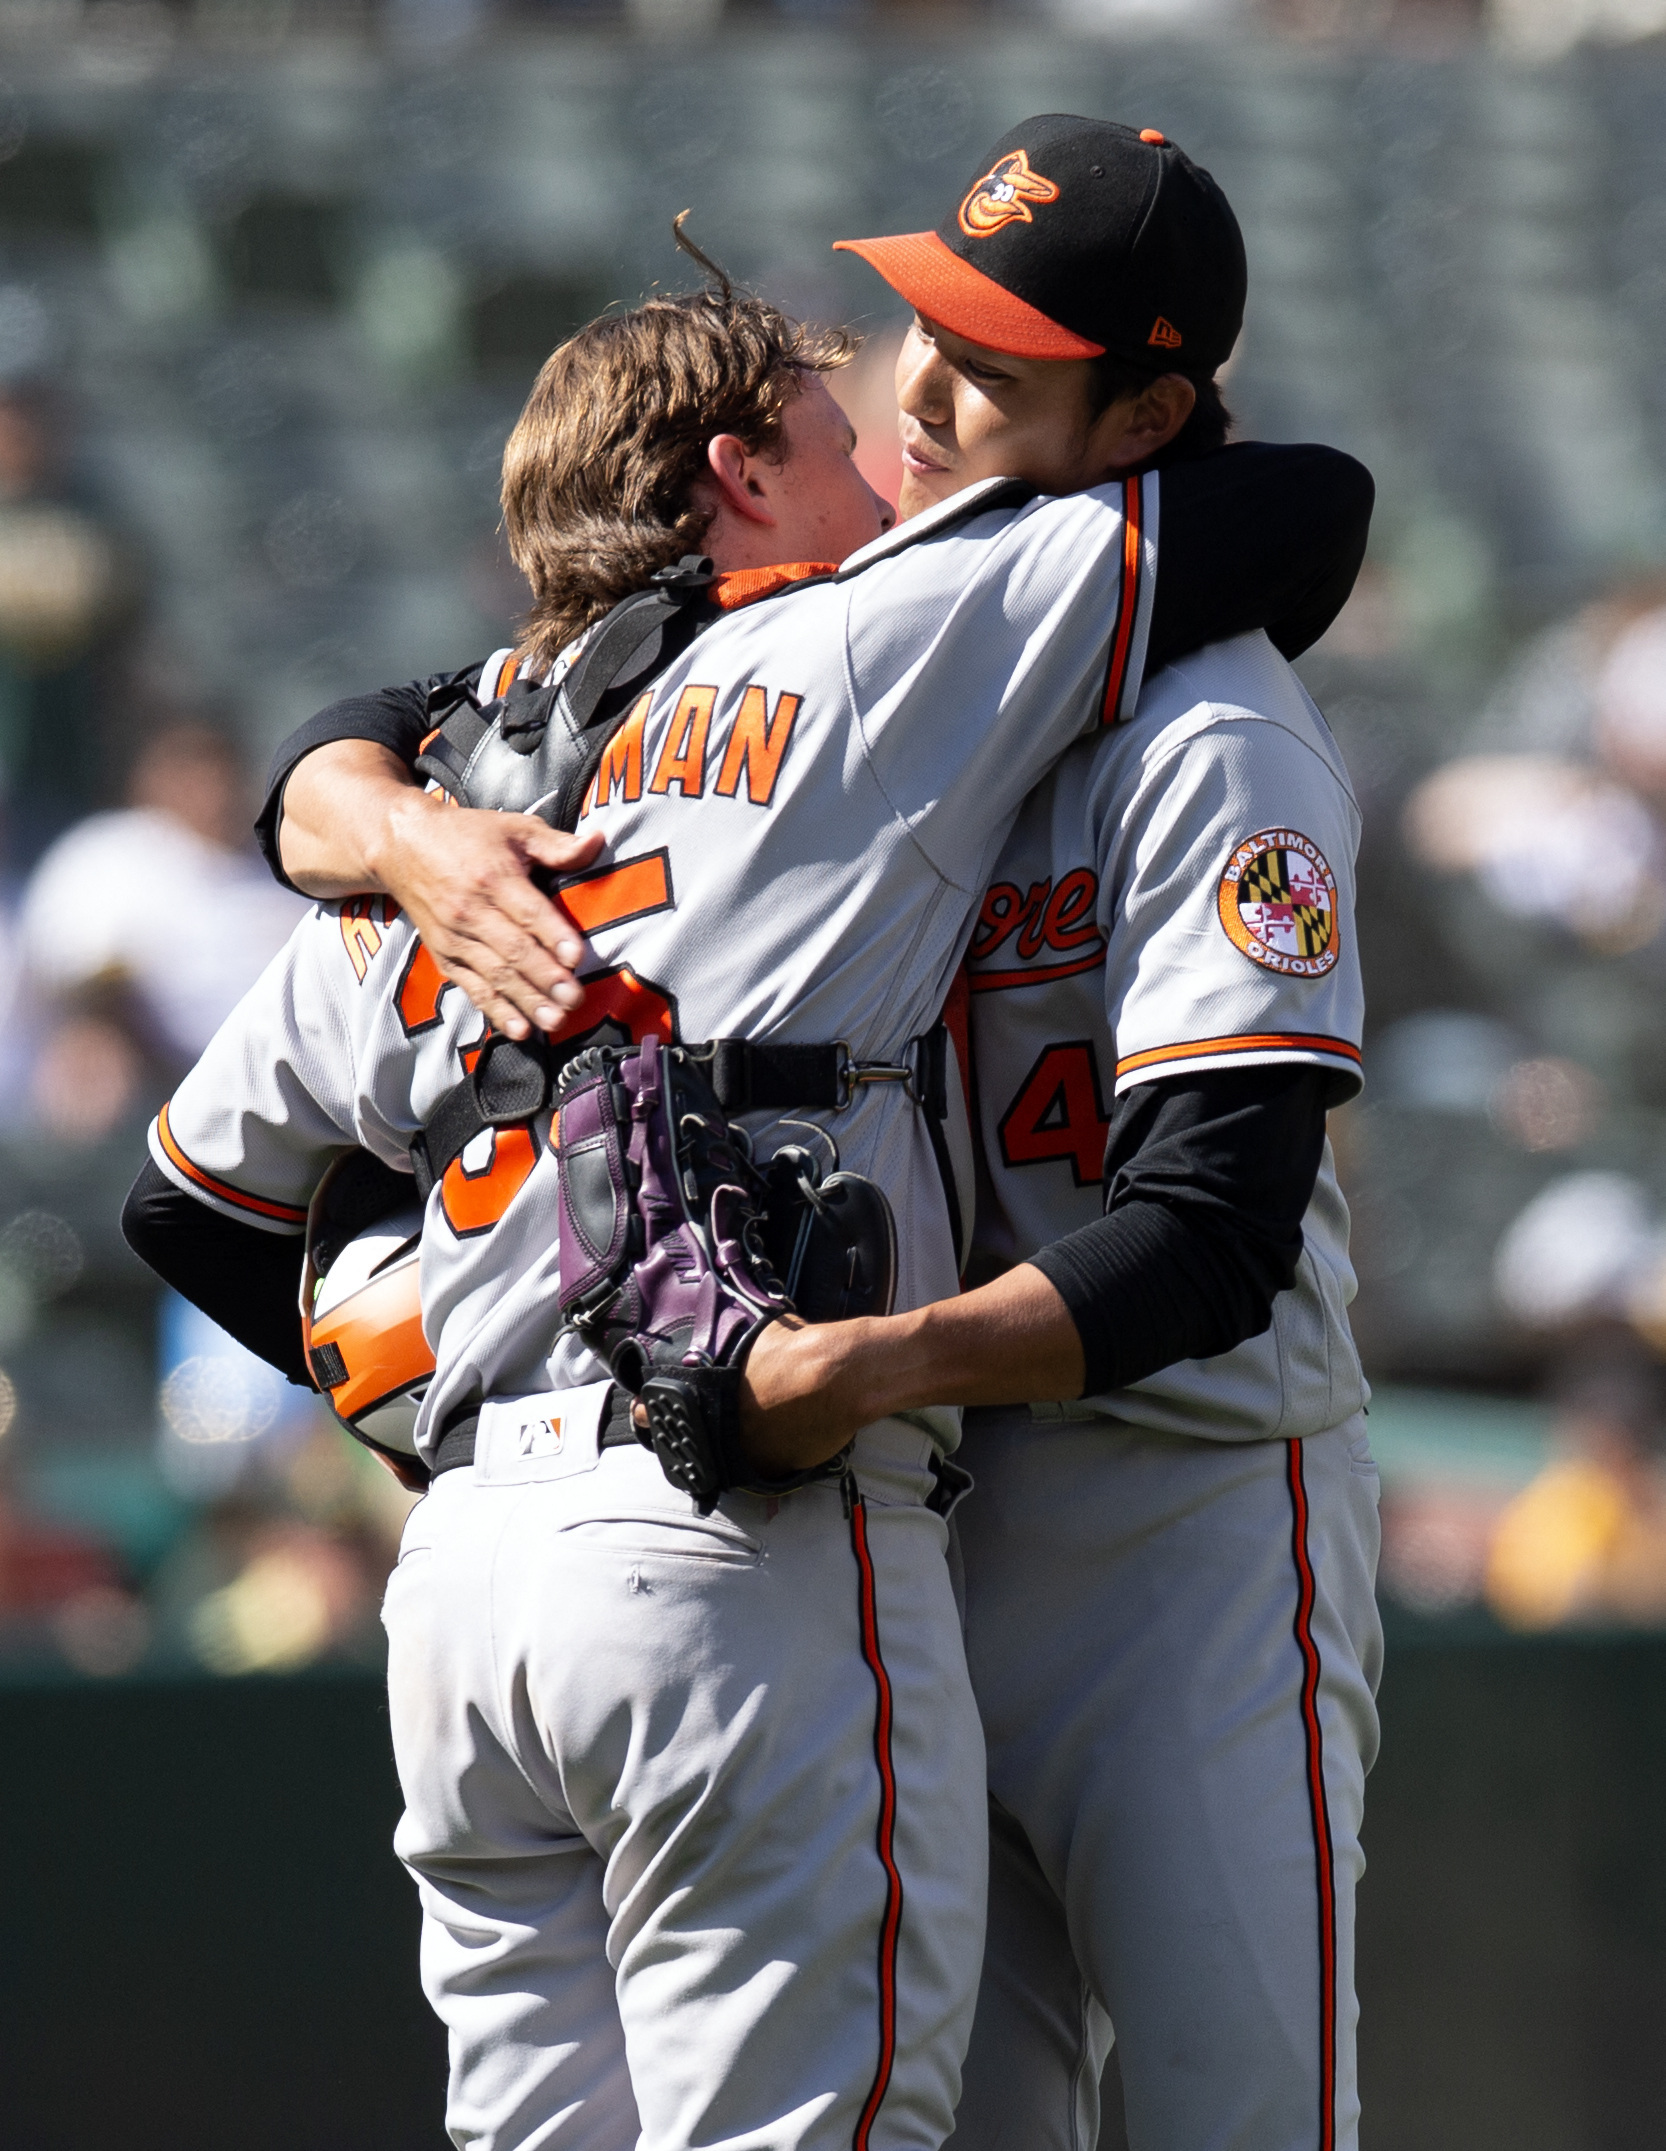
[
  {"x1": 156, "y1": 1104, "x2": 308, "y2": 1227},
  {"x1": 1100, "y1": 474, "x2": 1146, "y2": 726},
  {"x1": 1115, "y1": 1032, "x2": 1362, "y2": 1081}
]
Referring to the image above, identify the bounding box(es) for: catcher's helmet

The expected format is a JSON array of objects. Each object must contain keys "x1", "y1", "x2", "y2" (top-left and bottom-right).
[{"x1": 300, "y1": 1150, "x2": 434, "y2": 1474}]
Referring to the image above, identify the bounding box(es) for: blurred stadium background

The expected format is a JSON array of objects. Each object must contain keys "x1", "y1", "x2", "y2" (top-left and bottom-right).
[{"x1": 1, "y1": 0, "x2": 1666, "y2": 2144}]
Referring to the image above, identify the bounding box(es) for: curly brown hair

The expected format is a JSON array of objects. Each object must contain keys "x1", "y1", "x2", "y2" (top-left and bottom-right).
[{"x1": 501, "y1": 230, "x2": 858, "y2": 672}]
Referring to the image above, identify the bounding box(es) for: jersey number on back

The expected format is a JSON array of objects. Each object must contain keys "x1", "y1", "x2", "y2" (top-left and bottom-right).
[
  {"x1": 996, "y1": 1041, "x2": 1111, "y2": 1189},
  {"x1": 438, "y1": 968, "x2": 678, "y2": 1239}
]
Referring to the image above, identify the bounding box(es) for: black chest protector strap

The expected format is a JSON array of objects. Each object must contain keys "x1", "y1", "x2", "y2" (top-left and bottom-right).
[{"x1": 414, "y1": 555, "x2": 719, "y2": 832}]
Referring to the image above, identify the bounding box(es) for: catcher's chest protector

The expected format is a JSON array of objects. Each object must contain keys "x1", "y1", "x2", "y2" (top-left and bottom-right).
[{"x1": 405, "y1": 555, "x2": 963, "y2": 1289}]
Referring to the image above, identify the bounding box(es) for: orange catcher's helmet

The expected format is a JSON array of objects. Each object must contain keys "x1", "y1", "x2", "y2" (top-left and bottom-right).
[{"x1": 300, "y1": 1150, "x2": 434, "y2": 1482}]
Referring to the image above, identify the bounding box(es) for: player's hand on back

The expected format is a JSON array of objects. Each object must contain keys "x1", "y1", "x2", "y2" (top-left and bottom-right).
[
  {"x1": 373, "y1": 795, "x2": 602, "y2": 1041},
  {"x1": 279, "y1": 738, "x2": 602, "y2": 1041}
]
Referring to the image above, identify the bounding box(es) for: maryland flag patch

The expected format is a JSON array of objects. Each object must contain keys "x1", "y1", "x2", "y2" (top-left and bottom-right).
[{"x1": 1218, "y1": 829, "x2": 1338, "y2": 978}]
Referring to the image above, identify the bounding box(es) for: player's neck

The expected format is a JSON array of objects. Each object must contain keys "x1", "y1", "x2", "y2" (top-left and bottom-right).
[{"x1": 700, "y1": 514, "x2": 810, "y2": 576}]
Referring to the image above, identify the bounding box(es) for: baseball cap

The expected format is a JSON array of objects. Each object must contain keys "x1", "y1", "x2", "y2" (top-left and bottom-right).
[{"x1": 834, "y1": 113, "x2": 1246, "y2": 373}]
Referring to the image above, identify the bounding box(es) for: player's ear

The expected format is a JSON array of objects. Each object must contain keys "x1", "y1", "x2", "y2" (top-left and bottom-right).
[
  {"x1": 703, "y1": 433, "x2": 777, "y2": 526},
  {"x1": 1125, "y1": 374, "x2": 1196, "y2": 458}
]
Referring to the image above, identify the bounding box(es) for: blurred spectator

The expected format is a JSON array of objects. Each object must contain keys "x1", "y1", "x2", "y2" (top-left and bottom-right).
[
  {"x1": 1392, "y1": 589, "x2": 1666, "y2": 1237},
  {"x1": 1489, "y1": 0, "x2": 1666, "y2": 58},
  {"x1": 1377, "y1": 1480, "x2": 1506, "y2": 1618},
  {"x1": 1405, "y1": 590, "x2": 1666, "y2": 958},
  {"x1": 0, "y1": 1442, "x2": 158, "y2": 1675},
  {"x1": 1406, "y1": 752, "x2": 1666, "y2": 954},
  {"x1": 18, "y1": 723, "x2": 305, "y2": 1134},
  {"x1": 155, "y1": 1288, "x2": 320, "y2": 1501},
  {"x1": 1485, "y1": 1338, "x2": 1666, "y2": 1629},
  {"x1": 1452, "y1": 584, "x2": 1666, "y2": 756},
  {"x1": 26, "y1": 1013, "x2": 146, "y2": 1146},
  {"x1": 1493, "y1": 1170, "x2": 1664, "y2": 1333},
  {"x1": 0, "y1": 386, "x2": 131, "y2": 862},
  {"x1": 144, "y1": 1425, "x2": 415, "y2": 1679},
  {"x1": 187, "y1": 1518, "x2": 376, "y2": 1676}
]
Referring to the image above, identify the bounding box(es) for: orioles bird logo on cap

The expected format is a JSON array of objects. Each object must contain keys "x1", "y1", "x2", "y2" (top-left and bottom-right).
[{"x1": 958, "y1": 149, "x2": 1061, "y2": 238}]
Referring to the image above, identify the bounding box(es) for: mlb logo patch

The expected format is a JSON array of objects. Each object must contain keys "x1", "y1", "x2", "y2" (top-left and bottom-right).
[
  {"x1": 474, "y1": 1381, "x2": 611, "y2": 1485},
  {"x1": 516, "y1": 1414, "x2": 565, "y2": 1458}
]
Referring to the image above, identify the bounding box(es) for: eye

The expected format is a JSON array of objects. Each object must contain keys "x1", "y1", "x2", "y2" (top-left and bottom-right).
[{"x1": 964, "y1": 359, "x2": 1010, "y2": 387}]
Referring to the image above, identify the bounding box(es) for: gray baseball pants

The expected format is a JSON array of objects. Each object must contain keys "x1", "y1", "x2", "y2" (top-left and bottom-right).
[
  {"x1": 382, "y1": 1405, "x2": 988, "y2": 2151},
  {"x1": 945, "y1": 1410, "x2": 1383, "y2": 2151}
]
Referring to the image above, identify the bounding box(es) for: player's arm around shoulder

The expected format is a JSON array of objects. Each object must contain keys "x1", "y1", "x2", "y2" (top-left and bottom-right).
[
  {"x1": 263, "y1": 670, "x2": 603, "y2": 1045},
  {"x1": 843, "y1": 472, "x2": 1156, "y2": 711},
  {"x1": 838, "y1": 477, "x2": 1160, "y2": 890}
]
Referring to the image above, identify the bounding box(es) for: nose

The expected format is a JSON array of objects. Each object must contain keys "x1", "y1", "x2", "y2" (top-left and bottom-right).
[
  {"x1": 870, "y1": 480, "x2": 896, "y2": 533},
  {"x1": 895, "y1": 327, "x2": 951, "y2": 427}
]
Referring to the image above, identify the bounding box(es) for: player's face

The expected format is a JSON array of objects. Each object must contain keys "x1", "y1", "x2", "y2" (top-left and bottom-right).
[
  {"x1": 768, "y1": 375, "x2": 896, "y2": 561},
  {"x1": 893, "y1": 316, "x2": 1194, "y2": 519}
]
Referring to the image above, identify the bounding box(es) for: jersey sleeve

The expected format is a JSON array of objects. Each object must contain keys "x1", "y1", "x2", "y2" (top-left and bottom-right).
[
  {"x1": 147, "y1": 915, "x2": 371, "y2": 1235},
  {"x1": 841, "y1": 474, "x2": 1159, "y2": 886},
  {"x1": 1099, "y1": 655, "x2": 1364, "y2": 1101}
]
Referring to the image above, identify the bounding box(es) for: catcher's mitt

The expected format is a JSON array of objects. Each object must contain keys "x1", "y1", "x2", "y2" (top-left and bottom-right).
[{"x1": 554, "y1": 1034, "x2": 895, "y2": 1513}]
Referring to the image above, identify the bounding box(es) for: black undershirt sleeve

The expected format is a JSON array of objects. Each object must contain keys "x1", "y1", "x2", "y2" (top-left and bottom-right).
[
  {"x1": 122, "y1": 1158, "x2": 311, "y2": 1385},
  {"x1": 1027, "y1": 1063, "x2": 1337, "y2": 1397},
  {"x1": 1146, "y1": 441, "x2": 1375, "y2": 673},
  {"x1": 252, "y1": 669, "x2": 478, "y2": 889}
]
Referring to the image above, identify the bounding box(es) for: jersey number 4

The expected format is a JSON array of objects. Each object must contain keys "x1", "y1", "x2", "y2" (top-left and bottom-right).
[{"x1": 996, "y1": 1041, "x2": 1111, "y2": 1188}]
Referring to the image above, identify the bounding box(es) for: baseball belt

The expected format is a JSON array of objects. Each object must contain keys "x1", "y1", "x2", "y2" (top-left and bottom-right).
[
  {"x1": 428, "y1": 1387, "x2": 640, "y2": 1477},
  {"x1": 429, "y1": 1387, "x2": 977, "y2": 1521}
]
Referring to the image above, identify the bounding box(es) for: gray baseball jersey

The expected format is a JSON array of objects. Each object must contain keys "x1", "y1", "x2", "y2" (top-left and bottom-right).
[
  {"x1": 949, "y1": 633, "x2": 1381, "y2": 2151},
  {"x1": 150, "y1": 470, "x2": 1158, "y2": 1468},
  {"x1": 963, "y1": 629, "x2": 1367, "y2": 1443}
]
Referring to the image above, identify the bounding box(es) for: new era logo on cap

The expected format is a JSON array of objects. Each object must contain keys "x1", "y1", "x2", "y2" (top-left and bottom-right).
[{"x1": 835, "y1": 113, "x2": 1246, "y2": 373}]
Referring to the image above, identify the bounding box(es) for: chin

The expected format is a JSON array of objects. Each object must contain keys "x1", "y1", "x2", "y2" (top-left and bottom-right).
[{"x1": 898, "y1": 467, "x2": 958, "y2": 520}]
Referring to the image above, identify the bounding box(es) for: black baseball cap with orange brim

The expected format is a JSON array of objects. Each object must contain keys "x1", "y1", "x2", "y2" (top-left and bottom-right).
[{"x1": 835, "y1": 113, "x2": 1246, "y2": 375}]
